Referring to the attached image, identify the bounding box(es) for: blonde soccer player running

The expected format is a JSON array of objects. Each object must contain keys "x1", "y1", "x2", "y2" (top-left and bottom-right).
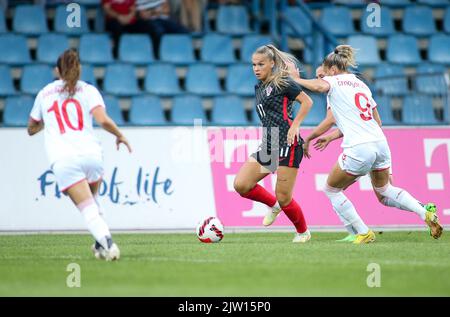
[{"x1": 28, "y1": 49, "x2": 132, "y2": 260}]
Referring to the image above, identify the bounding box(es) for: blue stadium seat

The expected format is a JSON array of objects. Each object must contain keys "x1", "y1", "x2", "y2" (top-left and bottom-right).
[
  {"x1": 185, "y1": 63, "x2": 222, "y2": 96},
  {"x1": 0, "y1": 9, "x2": 6, "y2": 33},
  {"x1": 374, "y1": 63, "x2": 408, "y2": 96},
  {"x1": 159, "y1": 34, "x2": 195, "y2": 65},
  {"x1": 13, "y1": 5, "x2": 48, "y2": 35},
  {"x1": 386, "y1": 34, "x2": 421, "y2": 65},
  {"x1": 402, "y1": 95, "x2": 439, "y2": 125},
  {"x1": 119, "y1": 34, "x2": 154, "y2": 65},
  {"x1": 347, "y1": 35, "x2": 380, "y2": 66},
  {"x1": 103, "y1": 64, "x2": 140, "y2": 96},
  {"x1": 20, "y1": 64, "x2": 54, "y2": 95},
  {"x1": 240, "y1": 35, "x2": 273, "y2": 62},
  {"x1": 382, "y1": 0, "x2": 411, "y2": 7},
  {"x1": 80, "y1": 64, "x2": 96, "y2": 87},
  {"x1": 102, "y1": 95, "x2": 125, "y2": 126},
  {"x1": 211, "y1": 96, "x2": 248, "y2": 125},
  {"x1": 320, "y1": 6, "x2": 355, "y2": 37},
  {"x1": 37, "y1": 33, "x2": 70, "y2": 64},
  {"x1": 129, "y1": 95, "x2": 167, "y2": 125},
  {"x1": 216, "y1": 5, "x2": 251, "y2": 36},
  {"x1": 54, "y1": 4, "x2": 89, "y2": 35},
  {"x1": 0, "y1": 65, "x2": 16, "y2": 96},
  {"x1": 403, "y1": 6, "x2": 436, "y2": 37},
  {"x1": 303, "y1": 35, "x2": 334, "y2": 65},
  {"x1": 94, "y1": 7, "x2": 105, "y2": 32},
  {"x1": 144, "y1": 63, "x2": 181, "y2": 96},
  {"x1": 171, "y1": 95, "x2": 207, "y2": 125},
  {"x1": 415, "y1": 63, "x2": 448, "y2": 95},
  {"x1": 361, "y1": 6, "x2": 395, "y2": 37},
  {"x1": 373, "y1": 95, "x2": 399, "y2": 125},
  {"x1": 0, "y1": 34, "x2": 31, "y2": 65},
  {"x1": 417, "y1": 0, "x2": 449, "y2": 8},
  {"x1": 445, "y1": 7, "x2": 450, "y2": 33},
  {"x1": 283, "y1": 7, "x2": 312, "y2": 37},
  {"x1": 201, "y1": 33, "x2": 236, "y2": 65},
  {"x1": 79, "y1": 34, "x2": 113, "y2": 65},
  {"x1": 75, "y1": 0, "x2": 101, "y2": 6},
  {"x1": 428, "y1": 34, "x2": 450, "y2": 64},
  {"x1": 294, "y1": 94, "x2": 327, "y2": 126},
  {"x1": 3, "y1": 96, "x2": 34, "y2": 126},
  {"x1": 333, "y1": 0, "x2": 367, "y2": 7},
  {"x1": 226, "y1": 63, "x2": 257, "y2": 97}
]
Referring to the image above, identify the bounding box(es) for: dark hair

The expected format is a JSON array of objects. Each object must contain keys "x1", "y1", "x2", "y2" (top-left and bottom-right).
[{"x1": 57, "y1": 48, "x2": 80, "y2": 96}]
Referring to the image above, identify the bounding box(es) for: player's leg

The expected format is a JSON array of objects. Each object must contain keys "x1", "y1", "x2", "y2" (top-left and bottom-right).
[{"x1": 89, "y1": 180, "x2": 104, "y2": 216}]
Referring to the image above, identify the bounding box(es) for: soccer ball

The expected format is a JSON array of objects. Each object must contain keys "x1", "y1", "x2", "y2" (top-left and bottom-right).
[{"x1": 196, "y1": 217, "x2": 224, "y2": 243}]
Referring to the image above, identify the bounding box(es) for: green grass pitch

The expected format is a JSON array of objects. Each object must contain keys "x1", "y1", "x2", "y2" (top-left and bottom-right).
[{"x1": 0, "y1": 231, "x2": 449, "y2": 296}]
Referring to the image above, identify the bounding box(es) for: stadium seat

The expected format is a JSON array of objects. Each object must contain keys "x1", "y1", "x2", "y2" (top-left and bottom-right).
[
  {"x1": 80, "y1": 64, "x2": 96, "y2": 87},
  {"x1": 428, "y1": 34, "x2": 450, "y2": 64},
  {"x1": 240, "y1": 35, "x2": 273, "y2": 62},
  {"x1": 373, "y1": 95, "x2": 399, "y2": 125},
  {"x1": 94, "y1": 8, "x2": 105, "y2": 32},
  {"x1": 347, "y1": 35, "x2": 380, "y2": 66},
  {"x1": 3, "y1": 96, "x2": 34, "y2": 126},
  {"x1": 144, "y1": 63, "x2": 181, "y2": 96},
  {"x1": 444, "y1": 7, "x2": 450, "y2": 33},
  {"x1": 381, "y1": 0, "x2": 411, "y2": 7},
  {"x1": 216, "y1": 5, "x2": 251, "y2": 36},
  {"x1": 211, "y1": 96, "x2": 248, "y2": 125},
  {"x1": 185, "y1": 63, "x2": 222, "y2": 96},
  {"x1": 320, "y1": 6, "x2": 355, "y2": 37},
  {"x1": 417, "y1": 0, "x2": 449, "y2": 7},
  {"x1": 415, "y1": 63, "x2": 448, "y2": 95},
  {"x1": 374, "y1": 63, "x2": 409, "y2": 96},
  {"x1": 20, "y1": 64, "x2": 54, "y2": 95},
  {"x1": 282, "y1": 7, "x2": 312, "y2": 37},
  {"x1": 119, "y1": 34, "x2": 154, "y2": 65},
  {"x1": 303, "y1": 35, "x2": 335, "y2": 65},
  {"x1": 103, "y1": 64, "x2": 140, "y2": 96},
  {"x1": 361, "y1": 7, "x2": 395, "y2": 37},
  {"x1": 402, "y1": 94, "x2": 439, "y2": 125},
  {"x1": 0, "y1": 65, "x2": 16, "y2": 96},
  {"x1": 226, "y1": 63, "x2": 257, "y2": 97},
  {"x1": 37, "y1": 33, "x2": 70, "y2": 64},
  {"x1": 54, "y1": 4, "x2": 89, "y2": 35},
  {"x1": 102, "y1": 95, "x2": 125, "y2": 126},
  {"x1": 129, "y1": 95, "x2": 167, "y2": 125},
  {"x1": 298, "y1": 94, "x2": 327, "y2": 126},
  {"x1": 13, "y1": 5, "x2": 48, "y2": 35},
  {"x1": 171, "y1": 95, "x2": 207, "y2": 125},
  {"x1": 79, "y1": 34, "x2": 114, "y2": 65},
  {"x1": 333, "y1": 0, "x2": 367, "y2": 7},
  {"x1": 386, "y1": 34, "x2": 421, "y2": 65},
  {"x1": 0, "y1": 34, "x2": 31, "y2": 65},
  {"x1": 0, "y1": 9, "x2": 6, "y2": 33},
  {"x1": 159, "y1": 34, "x2": 195, "y2": 65},
  {"x1": 403, "y1": 6, "x2": 436, "y2": 37},
  {"x1": 201, "y1": 33, "x2": 236, "y2": 65}
]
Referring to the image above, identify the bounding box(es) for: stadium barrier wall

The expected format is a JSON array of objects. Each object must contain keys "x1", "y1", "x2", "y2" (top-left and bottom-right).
[{"x1": 1, "y1": 127, "x2": 449, "y2": 231}]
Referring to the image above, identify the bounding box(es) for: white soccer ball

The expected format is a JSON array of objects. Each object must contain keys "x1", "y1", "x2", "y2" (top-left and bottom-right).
[{"x1": 196, "y1": 217, "x2": 224, "y2": 243}]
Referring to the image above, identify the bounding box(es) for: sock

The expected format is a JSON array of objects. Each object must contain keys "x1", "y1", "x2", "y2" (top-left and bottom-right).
[
  {"x1": 272, "y1": 200, "x2": 281, "y2": 211},
  {"x1": 376, "y1": 184, "x2": 426, "y2": 220},
  {"x1": 324, "y1": 185, "x2": 369, "y2": 235},
  {"x1": 77, "y1": 198, "x2": 112, "y2": 250},
  {"x1": 93, "y1": 194, "x2": 105, "y2": 217},
  {"x1": 240, "y1": 184, "x2": 277, "y2": 207},
  {"x1": 281, "y1": 199, "x2": 308, "y2": 233},
  {"x1": 381, "y1": 197, "x2": 424, "y2": 212},
  {"x1": 345, "y1": 224, "x2": 358, "y2": 235}
]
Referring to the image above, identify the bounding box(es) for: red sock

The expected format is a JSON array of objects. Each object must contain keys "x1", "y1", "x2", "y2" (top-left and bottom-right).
[
  {"x1": 282, "y1": 199, "x2": 307, "y2": 233},
  {"x1": 240, "y1": 184, "x2": 277, "y2": 207}
]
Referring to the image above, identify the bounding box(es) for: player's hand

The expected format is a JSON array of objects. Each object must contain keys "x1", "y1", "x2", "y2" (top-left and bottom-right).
[
  {"x1": 286, "y1": 61, "x2": 300, "y2": 80},
  {"x1": 287, "y1": 124, "x2": 299, "y2": 146},
  {"x1": 116, "y1": 135, "x2": 132, "y2": 153},
  {"x1": 313, "y1": 136, "x2": 331, "y2": 151},
  {"x1": 303, "y1": 141, "x2": 311, "y2": 159}
]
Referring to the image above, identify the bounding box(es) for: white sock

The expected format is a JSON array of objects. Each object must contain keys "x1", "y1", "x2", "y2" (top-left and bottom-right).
[
  {"x1": 381, "y1": 197, "x2": 424, "y2": 212},
  {"x1": 93, "y1": 195, "x2": 105, "y2": 217},
  {"x1": 345, "y1": 224, "x2": 358, "y2": 235},
  {"x1": 324, "y1": 185, "x2": 369, "y2": 235},
  {"x1": 376, "y1": 184, "x2": 426, "y2": 220},
  {"x1": 77, "y1": 198, "x2": 111, "y2": 250},
  {"x1": 272, "y1": 201, "x2": 281, "y2": 211}
]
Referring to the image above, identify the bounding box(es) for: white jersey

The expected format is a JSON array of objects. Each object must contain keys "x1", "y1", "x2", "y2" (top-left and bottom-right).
[
  {"x1": 30, "y1": 80, "x2": 105, "y2": 165},
  {"x1": 322, "y1": 73, "x2": 386, "y2": 148}
]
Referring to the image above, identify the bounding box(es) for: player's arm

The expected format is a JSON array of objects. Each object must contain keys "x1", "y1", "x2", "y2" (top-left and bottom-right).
[
  {"x1": 92, "y1": 106, "x2": 132, "y2": 153},
  {"x1": 27, "y1": 119, "x2": 44, "y2": 136},
  {"x1": 372, "y1": 107, "x2": 382, "y2": 127},
  {"x1": 287, "y1": 62, "x2": 330, "y2": 93},
  {"x1": 302, "y1": 109, "x2": 336, "y2": 158},
  {"x1": 287, "y1": 91, "x2": 313, "y2": 146}
]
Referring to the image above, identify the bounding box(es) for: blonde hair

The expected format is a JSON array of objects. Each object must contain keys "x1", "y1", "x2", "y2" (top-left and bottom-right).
[
  {"x1": 57, "y1": 48, "x2": 80, "y2": 97},
  {"x1": 323, "y1": 45, "x2": 357, "y2": 72},
  {"x1": 254, "y1": 44, "x2": 300, "y2": 90}
]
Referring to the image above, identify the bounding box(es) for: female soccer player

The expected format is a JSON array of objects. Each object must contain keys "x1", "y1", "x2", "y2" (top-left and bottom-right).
[
  {"x1": 27, "y1": 49, "x2": 132, "y2": 260},
  {"x1": 233, "y1": 44, "x2": 313, "y2": 243},
  {"x1": 291, "y1": 45, "x2": 442, "y2": 243}
]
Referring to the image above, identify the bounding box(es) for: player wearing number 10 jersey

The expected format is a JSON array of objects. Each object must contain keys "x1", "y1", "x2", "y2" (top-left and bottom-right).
[{"x1": 27, "y1": 49, "x2": 132, "y2": 260}]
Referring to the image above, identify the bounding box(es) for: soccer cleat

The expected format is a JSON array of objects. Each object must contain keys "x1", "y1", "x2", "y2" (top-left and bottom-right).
[
  {"x1": 292, "y1": 230, "x2": 311, "y2": 243},
  {"x1": 424, "y1": 203, "x2": 443, "y2": 239},
  {"x1": 336, "y1": 234, "x2": 357, "y2": 242},
  {"x1": 91, "y1": 237, "x2": 120, "y2": 261},
  {"x1": 262, "y1": 204, "x2": 282, "y2": 226},
  {"x1": 91, "y1": 241, "x2": 105, "y2": 260},
  {"x1": 353, "y1": 230, "x2": 376, "y2": 244}
]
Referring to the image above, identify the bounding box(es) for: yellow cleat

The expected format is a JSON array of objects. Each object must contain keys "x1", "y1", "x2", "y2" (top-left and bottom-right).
[
  {"x1": 425, "y1": 207, "x2": 443, "y2": 239},
  {"x1": 353, "y1": 230, "x2": 376, "y2": 244}
]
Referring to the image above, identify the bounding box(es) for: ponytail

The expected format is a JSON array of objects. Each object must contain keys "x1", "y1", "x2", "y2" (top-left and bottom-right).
[
  {"x1": 57, "y1": 48, "x2": 80, "y2": 97},
  {"x1": 323, "y1": 45, "x2": 357, "y2": 72}
]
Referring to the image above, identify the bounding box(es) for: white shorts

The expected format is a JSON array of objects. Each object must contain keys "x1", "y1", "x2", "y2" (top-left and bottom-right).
[
  {"x1": 52, "y1": 155, "x2": 104, "y2": 192},
  {"x1": 338, "y1": 140, "x2": 391, "y2": 176}
]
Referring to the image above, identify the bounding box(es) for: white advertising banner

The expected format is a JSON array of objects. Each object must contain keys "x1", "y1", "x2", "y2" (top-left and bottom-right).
[{"x1": 0, "y1": 127, "x2": 215, "y2": 231}]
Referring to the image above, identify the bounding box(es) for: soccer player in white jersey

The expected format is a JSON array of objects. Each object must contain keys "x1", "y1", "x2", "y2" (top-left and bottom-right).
[
  {"x1": 27, "y1": 49, "x2": 132, "y2": 260},
  {"x1": 291, "y1": 45, "x2": 443, "y2": 244}
]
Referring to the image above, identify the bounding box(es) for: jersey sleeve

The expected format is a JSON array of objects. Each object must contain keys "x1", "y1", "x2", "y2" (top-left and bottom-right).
[
  {"x1": 284, "y1": 78, "x2": 303, "y2": 101},
  {"x1": 86, "y1": 85, "x2": 106, "y2": 113},
  {"x1": 30, "y1": 92, "x2": 43, "y2": 122},
  {"x1": 321, "y1": 76, "x2": 336, "y2": 95}
]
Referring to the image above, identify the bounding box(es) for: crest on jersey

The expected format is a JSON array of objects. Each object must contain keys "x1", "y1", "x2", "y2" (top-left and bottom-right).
[{"x1": 265, "y1": 86, "x2": 273, "y2": 96}]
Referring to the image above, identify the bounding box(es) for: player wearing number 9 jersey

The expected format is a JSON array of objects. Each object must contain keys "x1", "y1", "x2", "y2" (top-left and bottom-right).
[
  {"x1": 294, "y1": 45, "x2": 443, "y2": 243},
  {"x1": 27, "y1": 49, "x2": 132, "y2": 260}
]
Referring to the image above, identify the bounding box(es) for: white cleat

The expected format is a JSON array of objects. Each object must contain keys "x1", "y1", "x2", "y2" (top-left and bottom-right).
[
  {"x1": 91, "y1": 238, "x2": 120, "y2": 261},
  {"x1": 263, "y1": 205, "x2": 282, "y2": 226},
  {"x1": 105, "y1": 243, "x2": 120, "y2": 261},
  {"x1": 292, "y1": 230, "x2": 311, "y2": 243}
]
